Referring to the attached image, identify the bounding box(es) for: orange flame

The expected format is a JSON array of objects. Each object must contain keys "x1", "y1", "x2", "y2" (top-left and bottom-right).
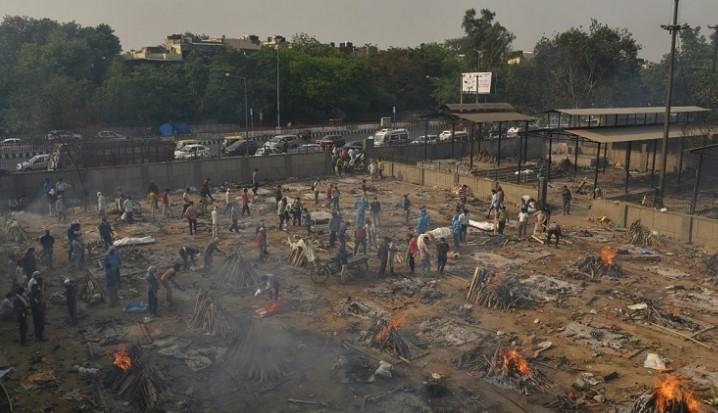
[
  {"x1": 600, "y1": 246, "x2": 617, "y2": 267},
  {"x1": 654, "y1": 375, "x2": 701, "y2": 413},
  {"x1": 374, "y1": 315, "x2": 407, "y2": 342},
  {"x1": 671, "y1": 306, "x2": 681, "y2": 317},
  {"x1": 113, "y1": 347, "x2": 132, "y2": 373},
  {"x1": 500, "y1": 349, "x2": 531, "y2": 377}
]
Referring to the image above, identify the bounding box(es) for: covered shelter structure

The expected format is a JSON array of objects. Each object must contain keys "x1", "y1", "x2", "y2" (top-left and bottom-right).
[
  {"x1": 520, "y1": 106, "x2": 714, "y2": 199},
  {"x1": 427, "y1": 103, "x2": 535, "y2": 174}
]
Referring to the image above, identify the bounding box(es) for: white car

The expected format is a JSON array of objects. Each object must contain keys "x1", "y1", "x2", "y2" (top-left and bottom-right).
[
  {"x1": 17, "y1": 154, "x2": 49, "y2": 171},
  {"x1": 410, "y1": 135, "x2": 438, "y2": 145},
  {"x1": 97, "y1": 130, "x2": 127, "y2": 141},
  {"x1": 262, "y1": 134, "x2": 301, "y2": 152},
  {"x1": 438, "y1": 130, "x2": 469, "y2": 141},
  {"x1": 174, "y1": 144, "x2": 210, "y2": 160},
  {"x1": 296, "y1": 144, "x2": 322, "y2": 153},
  {"x1": 1, "y1": 138, "x2": 22, "y2": 145},
  {"x1": 254, "y1": 146, "x2": 282, "y2": 157}
]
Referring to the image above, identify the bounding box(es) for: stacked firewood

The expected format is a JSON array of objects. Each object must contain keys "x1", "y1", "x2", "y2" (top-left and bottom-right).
[
  {"x1": 225, "y1": 323, "x2": 288, "y2": 383},
  {"x1": 189, "y1": 290, "x2": 236, "y2": 338},
  {"x1": 104, "y1": 345, "x2": 164, "y2": 411},
  {"x1": 629, "y1": 219, "x2": 654, "y2": 247},
  {"x1": 466, "y1": 268, "x2": 533, "y2": 311},
  {"x1": 369, "y1": 319, "x2": 411, "y2": 360},
  {"x1": 704, "y1": 254, "x2": 718, "y2": 280},
  {"x1": 79, "y1": 272, "x2": 104, "y2": 304},
  {"x1": 627, "y1": 300, "x2": 702, "y2": 333},
  {"x1": 485, "y1": 344, "x2": 552, "y2": 395},
  {"x1": 631, "y1": 391, "x2": 699, "y2": 413},
  {"x1": 219, "y1": 248, "x2": 260, "y2": 288}
]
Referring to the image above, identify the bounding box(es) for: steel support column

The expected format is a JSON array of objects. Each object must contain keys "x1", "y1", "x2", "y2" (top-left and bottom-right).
[
  {"x1": 690, "y1": 153, "x2": 704, "y2": 215},
  {"x1": 624, "y1": 142, "x2": 632, "y2": 193},
  {"x1": 651, "y1": 139, "x2": 658, "y2": 186},
  {"x1": 547, "y1": 136, "x2": 553, "y2": 183},
  {"x1": 677, "y1": 137, "x2": 685, "y2": 184},
  {"x1": 470, "y1": 123, "x2": 475, "y2": 168},
  {"x1": 593, "y1": 143, "x2": 601, "y2": 199},
  {"x1": 574, "y1": 136, "x2": 579, "y2": 177}
]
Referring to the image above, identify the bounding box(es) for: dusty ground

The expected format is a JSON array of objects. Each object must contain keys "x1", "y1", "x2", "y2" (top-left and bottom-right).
[{"x1": 1, "y1": 169, "x2": 718, "y2": 413}]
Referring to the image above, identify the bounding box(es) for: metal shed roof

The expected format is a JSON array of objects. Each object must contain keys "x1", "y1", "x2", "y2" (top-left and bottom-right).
[
  {"x1": 554, "y1": 106, "x2": 709, "y2": 117},
  {"x1": 452, "y1": 111, "x2": 535, "y2": 123},
  {"x1": 566, "y1": 124, "x2": 715, "y2": 144},
  {"x1": 442, "y1": 103, "x2": 515, "y2": 113}
]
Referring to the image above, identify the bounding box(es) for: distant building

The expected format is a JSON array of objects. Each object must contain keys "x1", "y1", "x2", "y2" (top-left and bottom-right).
[
  {"x1": 507, "y1": 51, "x2": 534, "y2": 65},
  {"x1": 123, "y1": 46, "x2": 183, "y2": 63},
  {"x1": 124, "y1": 33, "x2": 265, "y2": 62},
  {"x1": 262, "y1": 35, "x2": 287, "y2": 49}
]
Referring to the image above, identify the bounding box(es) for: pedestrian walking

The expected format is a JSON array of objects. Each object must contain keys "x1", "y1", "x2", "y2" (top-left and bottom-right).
[
  {"x1": 562, "y1": 185, "x2": 572, "y2": 215},
  {"x1": 354, "y1": 225, "x2": 367, "y2": 256},
  {"x1": 12, "y1": 287, "x2": 29, "y2": 345},
  {"x1": 229, "y1": 203, "x2": 241, "y2": 232},
  {"x1": 97, "y1": 192, "x2": 107, "y2": 220},
  {"x1": 56, "y1": 195, "x2": 66, "y2": 223},
  {"x1": 122, "y1": 196, "x2": 134, "y2": 223},
  {"x1": 406, "y1": 234, "x2": 418, "y2": 274},
  {"x1": 162, "y1": 189, "x2": 171, "y2": 217},
  {"x1": 29, "y1": 278, "x2": 46, "y2": 341},
  {"x1": 370, "y1": 197, "x2": 381, "y2": 226},
  {"x1": 98, "y1": 218, "x2": 113, "y2": 250},
  {"x1": 71, "y1": 236, "x2": 84, "y2": 269},
  {"x1": 256, "y1": 223, "x2": 268, "y2": 261},
  {"x1": 377, "y1": 238, "x2": 390, "y2": 278},
  {"x1": 241, "y1": 188, "x2": 251, "y2": 216},
  {"x1": 329, "y1": 212, "x2": 341, "y2": 247},
  {"x1": 547, "y1": 222, "x2": 562, "y2": 247},
  {"x1": 459, "y1": 208, "x2": 469, "y2": 242},
  {"x1": 39, "y1": 230, "x2": 54, "y2": 269},
  {"x1": 184, "y1": 202, "x2": 199, "y2": 235},
  {"x1": 203, "y1": 238, "x2": 225, "y2": 273},
  {"x1": 159, "y1": 264, "x2": 181, "y2": 306},
  {"x1": 487, "y1": 189, "x2": 498, "y2": 219},
  {"x1": 496, "y1": 206, "x2": 509, "y2": 236},
  {"x1": 182, "y1": 188, "x2": 192, "y2": 215},
  {"x1": 291, "y1": 199, "x2": 303, "y2": 226},
  {"x1": 224, "y1": 188, "x2": 232, "y2": 214},
  {"x1": 517, "y1": 208, "x2": 529, "y2": 239},
  {"x1": 303, "y1": 208, "x2": 313, "y2": 234},
  {"x1": 104, "y1": 247, "x2": 121, "y2": 306},
  {"x1": 416, "y1": 207, "x2": 431, "y2": 234},
  {"x1": 451, "y1": 214, "x2": 462, "y2": 249},
  {"x1": 64, "y1": 278, "x2": 78, "y2": 325},
  {"x1": 179, "y1": 246, "x2": 199, "y2": 270},
  {"x1": 402, "y1": 194, "x2": 411, "y2": 223},
  {"x1": 436, "y1": 238, "x2": 449, "y2": 274},
  {"x1": 418, "y1": 234, "x2": 432, "y2": 274},
  {"x1": 312, "y1": 178, "x2": 321, "y2": 205},
  {"x1": 211, "y1": 206, "x2": 219, "y2": 238},
  {"x1": 252, "y1": 168, "x2": 259, "y2": 195}
]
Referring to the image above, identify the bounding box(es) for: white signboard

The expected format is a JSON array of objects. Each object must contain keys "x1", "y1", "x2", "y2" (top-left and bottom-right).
[{"x1": 462, "y1": 72, "x2": 492, "y2": 94}]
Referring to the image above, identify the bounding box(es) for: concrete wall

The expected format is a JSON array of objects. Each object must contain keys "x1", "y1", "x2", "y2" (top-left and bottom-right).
[
  {"x1": 0, "y1": 151, "x2": 333, "y2": 201},
  {"x1": 590, "y1": 199, "x2": 718, "y2": 249}
]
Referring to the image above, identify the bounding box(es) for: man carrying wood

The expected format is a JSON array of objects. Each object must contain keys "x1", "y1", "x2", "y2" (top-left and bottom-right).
[
  {"x1": 179, "y1": 246, "x2": 199, "y2": 270},
  {"x1": 104, "y1": 247, "x2": 121, "y2": 306}
]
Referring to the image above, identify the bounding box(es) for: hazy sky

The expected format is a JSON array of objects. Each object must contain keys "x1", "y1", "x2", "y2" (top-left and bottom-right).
[{"x1": 3, "y1": 0, "x2": 718, "y2": 62}]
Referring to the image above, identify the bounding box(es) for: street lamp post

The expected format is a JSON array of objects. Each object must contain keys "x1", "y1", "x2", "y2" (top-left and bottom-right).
[
  {"x1": 225, "y1": 73, "x2": 249, "y2": 138},
  {"x1": 276, "y1": 48, "x2": 281, "y2": 129},
  {"x1": 655, "y1": 0, "x2": 688, "y2": 207}
]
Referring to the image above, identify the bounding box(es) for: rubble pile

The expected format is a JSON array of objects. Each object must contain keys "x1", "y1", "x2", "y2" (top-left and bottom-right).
[
  {"x1": 218, "y1": 248, "x2": 261, "y2": 288},
  {"x1": 704, "y1": 254, "x2": 718, "y2": 280},
  {"x1": 189, "y1": 290, "x2": 237, "y2": 338},
  {"x1": 370, "y1": 278, "x2": 444, "y2": 303},
  {"x1": 466, "y1": 269, "x2": 535, "y2": 310},
  {"x1": 103, "y1": 345, "x2": 165, "y2": 411},
  {"x1": 627, "y1": 300, "x2": 704, "y2": 333}
]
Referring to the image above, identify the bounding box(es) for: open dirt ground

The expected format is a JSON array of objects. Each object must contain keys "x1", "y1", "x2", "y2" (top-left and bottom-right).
[{"x1": 2, "y1": 171, "x2": 718, "y2": 413}]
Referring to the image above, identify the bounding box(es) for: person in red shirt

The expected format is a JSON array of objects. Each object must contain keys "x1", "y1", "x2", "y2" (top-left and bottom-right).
[
  {"x1": 406, "y1": 234, "x2": 419, "y2": 275},
  {"x1": 161, "y1": 189, "x2": 171, "y2": 217},
  {"x1": 183, "y1": 202, "x2": 198, "y2": 235},
  {"x1": 159, "y1": 263, "x2": 181, "y2": 306},
  {"x1": 354, "y1": 226, "x2": 367, "y2": 255},
  {"x1": 241, "y1": 188, "x2": 251, "y2": 216}
]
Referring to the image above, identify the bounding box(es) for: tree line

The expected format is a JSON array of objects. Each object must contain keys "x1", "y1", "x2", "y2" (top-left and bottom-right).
[{"x1": 0, "y1": 10, "x2": 716, "y2": 135}]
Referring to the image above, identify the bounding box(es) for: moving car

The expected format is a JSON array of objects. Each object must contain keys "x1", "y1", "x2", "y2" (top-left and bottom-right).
[
  {"x1": 296, "y1": 143, "x2": 322, "y2": 153},
  {"x1": 46, "y1": 130, "x2": 82, "y2": 142},
  {"x1": 410, "y1": 135, "x2": 438, "y2": 145},
  {"x1": 17, "y1": 154, "x2": 49, "y2": 171},
  {"x1": 342, "y1": 141, "x2": 364, "y2": 152},
  {"x1": 96, "y1": 130, "x2": 127, "y2": 141},
  {"x1": 373, "y1": 128, "x2": 409, "y2": 146},
  {"x1": 0, "y1": 138, "x2": 22, "y2": 145},
  {"x1": 175, "y1": 139, "x2": 200, "y2": 150},
  {"x1": 438, "y1": 130, "x2": 469, "y2": 141},
  {"x1": 225, "y1": 139, "x2": 259, "y2": 156},
  {"x1": 254, "y1": 146, "x2": 282, "y2": 157},
  {"x1": 174, "y1": 144, "x2": 211, "y2": 160},
  {"x1": 315, "y1": 134, "x2": 346, "y2": 149},
  {"x1": 262, "y1": 134, "x2": 301, "y2": 152},
  {"x1": 222, "y1": 135, "x2": 246, "y2": 150}
]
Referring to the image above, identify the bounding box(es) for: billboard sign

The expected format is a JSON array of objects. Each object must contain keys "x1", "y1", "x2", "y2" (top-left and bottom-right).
[{"x1": 462, "y1": 72, "x2": 492, "y2": 94}]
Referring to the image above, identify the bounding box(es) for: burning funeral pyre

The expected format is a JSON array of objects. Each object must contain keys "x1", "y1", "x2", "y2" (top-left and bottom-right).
[
  {"x1": 224, "y1": 322, "x2": 289, "y2": 383},
  {"x1": 189, "y1": 290, "x2": 238, "y2": 338},
  {"x1": 631, "y1": 375, "x2": 702, "y2": 413},
  {"x1": 574, "y1": 246, "x2": 623, "y2": 279},
  {"x1": 485, "y1": 344, "x2": 552, "y2": 395},
  {"x1": 465, "y1": 269, "x2": 534, "y2": 311},
  {"x1": 219, "y1": 248, "x2": 261, "y2": 288},
  {"x1": 368, "y1": 315, "x2": 411, "y2": 360},
  {"x1": 629, "y1": 219, "x2": 654, "y2": 247},
  {"x1": 103, "y1": 345, "x2": 164, "y2": 411}
]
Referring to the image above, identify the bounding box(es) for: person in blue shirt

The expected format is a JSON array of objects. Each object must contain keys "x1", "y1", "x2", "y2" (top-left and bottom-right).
[
  {"x1": 104, "y1": 247, "x2": 122, "y2": 307},
  {"x1": 416, "y1": 207, "x2": 431, "y2": 234},
  {"x1": 354, "y1": 197, "x2": 368, "y2": 228},
  {"x1": 451, "y1": 214, "x2": 462, "y2": 249},
  {"x1": 329, "y1": 212, "x2": 341, "y2": 247}
]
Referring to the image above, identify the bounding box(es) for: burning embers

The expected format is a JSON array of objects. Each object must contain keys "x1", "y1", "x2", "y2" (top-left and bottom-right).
[
  {"x1": 104, "y1": 345, "x2": 164, "y2": 411},
  {"x1": 485, "y1": 345, "x2": 552, "y2": 395},
  {"x1": 369, "y1": 315, "x2": 411, "y2": 360},
  {"x1": 574, "y1": 246, "x2": 624, "y2": 279},
  {"x1": 113, "y1": 347, "x2": 132, "y2": 373},
  {"x1": 632, "y1": 375, "x2": 702, "y2": 413},
  {"x1": 466, "y1": 269, "x2": 535, "y2": 311}
]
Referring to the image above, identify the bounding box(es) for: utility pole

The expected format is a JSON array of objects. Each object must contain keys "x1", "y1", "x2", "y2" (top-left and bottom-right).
[
  {"x1": 276, "y1": 47, "x2": 281, "y2": 129},
  {"x1": 655, "y1": 0, "x2": 687, "y2": 207},
  {"x1": 709, "y1": 25, "x2": 718, "y2": 73},
  {"x1": 475, "y1": 50, "x2": 481, "y2": 104}
]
